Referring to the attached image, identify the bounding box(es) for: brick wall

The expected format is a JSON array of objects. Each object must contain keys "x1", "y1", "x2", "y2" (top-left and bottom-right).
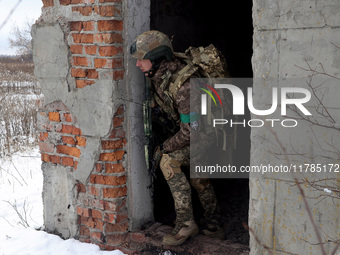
[
  {"x1": 38, "y1": 0, "x2": 131, "y2": 250},
  {"x1": 39, "y1": 101, "x2": 85, "y2": 170},
  {"x1": 75, "y1": 105, "x2": 128, "y2": 250}
]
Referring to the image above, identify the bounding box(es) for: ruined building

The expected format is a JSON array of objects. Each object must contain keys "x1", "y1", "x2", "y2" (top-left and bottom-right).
[{"x1": 33, "y1": 0, "x2": 340, "y2": 254}]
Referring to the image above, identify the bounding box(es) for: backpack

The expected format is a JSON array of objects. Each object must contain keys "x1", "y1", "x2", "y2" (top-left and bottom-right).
[
  {"x1": 169, "y1": 44, "x2": 230, "y2": 100},
  {"x1": 158, "y1": 44, "x2": 236, "y2": 162}
]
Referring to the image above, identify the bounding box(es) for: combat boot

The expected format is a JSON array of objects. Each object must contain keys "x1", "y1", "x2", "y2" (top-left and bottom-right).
[
  {"x1": 201, "y1": 218, "x2": 225, "y2": 240},
  {"x1": 162, "y1": 219, "x2": 199, "y2": 246}
]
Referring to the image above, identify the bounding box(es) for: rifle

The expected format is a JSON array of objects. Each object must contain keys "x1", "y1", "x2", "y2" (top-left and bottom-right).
[{"x1": 143, "y1": 78, "x2": 157, "y2": 188}]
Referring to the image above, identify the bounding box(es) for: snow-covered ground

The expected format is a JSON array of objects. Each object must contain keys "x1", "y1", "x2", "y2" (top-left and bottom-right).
[{"x1": 0, "y1": 147, "x2": 125, "y2": 255}]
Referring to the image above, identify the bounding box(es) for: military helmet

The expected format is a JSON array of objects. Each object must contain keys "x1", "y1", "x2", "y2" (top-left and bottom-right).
[{"x1": 130, "y1": 30, "x2": 173, "y2": 61}]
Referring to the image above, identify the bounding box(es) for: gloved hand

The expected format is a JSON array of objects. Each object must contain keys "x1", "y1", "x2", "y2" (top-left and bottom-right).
[{"x1": 153, "y1": 144, "x2": 164, "y2": 167}]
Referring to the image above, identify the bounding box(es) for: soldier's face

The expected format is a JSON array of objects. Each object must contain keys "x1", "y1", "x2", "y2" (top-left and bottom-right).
[{"x1": 136, "y1": 59, "x2": 152, "y2": 75}]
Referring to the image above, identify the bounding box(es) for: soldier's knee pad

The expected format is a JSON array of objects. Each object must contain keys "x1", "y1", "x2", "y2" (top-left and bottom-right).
[{"x1": 160, "y1": 154, "x2": 182, "y2": 180}]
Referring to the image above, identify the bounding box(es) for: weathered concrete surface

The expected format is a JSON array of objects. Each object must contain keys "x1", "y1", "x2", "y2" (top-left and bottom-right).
[
  {"x1": 123, "y1": 0, "x2": 154, "y2": 231},
  {"x1": 33, "y1": 0, "x2": 154, "y2": 238},
  {"x1": 42, "y1": 163, "x2": 77, "y2": 238},
  {"x1": 251, "y1": 0, "x2": 340, "y2": 254},
  {"x1": 32, "y1": 23, "x2": 115, "y2": 183}
]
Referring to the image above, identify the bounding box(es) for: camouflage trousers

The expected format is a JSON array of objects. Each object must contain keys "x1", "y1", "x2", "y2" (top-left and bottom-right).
[{"x1": 164, "y1": 146, "x2": 219, "y2": 224}]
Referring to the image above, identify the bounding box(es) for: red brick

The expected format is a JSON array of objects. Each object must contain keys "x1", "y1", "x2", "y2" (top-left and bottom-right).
[
  {"x1": 105, "y1": 163, "x2": 125, "y2": 173},
  {"x1": 60, "y1": 0, "x2": 71, "y2": 5},
  {"x1": 114, "y1": 105, "x2": 124, "y2": 116},
  {"x1": 78, "y1": 237, "x2": 90, "y2": 243},
  {"x1": 60, "y1": 124, "x2": 82, "y2": 135},
  {"x1": 84, "y1": 45, "x2": 97, "y2": 55},
  {"x1": 39, "y1": 132, "x2": 49, "y2": 142},
  {"x1": 94, "y1": 58, "x2": 123, "y2": 69},
  {"x1": 72, "y1": 6, "x2": 93, "y2": 16},
  {"x1": 72, "y1": 33, "x2": 94, "y2": 44},
  {"x1": 99, "y1": 0, "x2": 121, "y2": 3},
  {"x1": 71, "y1": 68, "x2": 87, "y2": 78},
  {"x1": 60, "y1": 0, "x2": 86, "y2": 5},
  {"x1": 90, "y1": 175, "x2": 126, "y2": 186},
  {"x1": 105, "y1": 221, "x2": 128, "y2": 233},
  {"x1": 113, "y1": 70, "x2": 124, "y2": 80},
  {"x1": 41, "y1": 153, "x2": 50, "y2": 162},
  {"x1": 76, "y1": 136, "x2": 87, "y2": 146},
  {"x1": 116, "y1": 210, "x2": 128, "y2": 223},
  {"x1": 89, "y1": 199, "x2": 104, "y2": 210},
  {"x1": 70, "y1": 45, "x2": 83, "y2": 54},
  {"x1": 101, "y1": 139, "x2": 126, "y2": 150},
  {"x1": 97, "y1": 20, "x2": 123, "y2": 32},
  {"x1": 76, "y1": 79, "x2": 95, "y2": 88},
  {"x1": 89, "y1": 186, "x2": 100, "y2": 197},
  {"x1": 77, "y1": 207, "x2": 91, "y2": 217},
  {"x1": 39, "y1": 142, "x2": 55, "y2": 153},
  {"x1": 104, "y1": 212, "x2": 116, "y2": 223},
  {"x1": 76, "y1": 182, "x2": 86, "y2": 193},
  {"x1": 116, "y1": 199, "x2": 126, "y2": 212},
  {"x1": 113, "y1": 116, "x2": 124, "y2": 127},
  {"x1": 62, "y1": 136, "x2": 76, "y2": 145},
  {"x1": 42, "y1": 0, "x2": 54, "y2": 7},
  {"x1": 73, "y1": 56, "x2": 89, "y2": 67},
  {"x1": 51, "y1": 155, "x2": 61, "y2": 164},
  {"x1": 79, "y1": 225, "x2": 90, "y2": 236},
  {"x1": 82, "y1": 21, "x2": 95, "y2": 31},
  {"x1": 98, "y1": 5, "x2": 121, "y2": 17},
  {"x1": 74, "y1": 161, "x2": 79, "y2": 170},
  {"x1": 57, "y1": 145, "x2": 81, "y2": 157},
  {"x1": 106, "y1": 233, "x2": 128, "y2": 246},
  {"x1": 99, "y1": 46, "x2": 122, "y2": 56},
  {"x1": 91, "y1": 209, "x2": 103, "y2": 219},
  {"x1": 86, "y1": 69, "x2": 99, "y2": 79},
  {"x1": 104, "y1": 201, "x2": 117, "y2": 211},
  {"x1": 103, "y1": 186, "x2": 127, "y2": 198},
  {"x1": 41, "y1": 153, "x2": 61, "y2": 163},
  {"x1": 109, "y1": 128, "x2": 125, "y2": 139},
  {"x1": 81, "y1": 217, "x2": 104, "y2": 231},
  {"x1": 94, "y1": 33, "x2": 122, "y2": 44},
  {"x1": 99, "y1": 151, "x2": 125, "y2": 161},
  {"x1": 48, "y1": 112, "x2": 60, "y2": 122},
  {"x1": 64, "y1": 113, "x2": 73, "y2": 122},
  {"x1": 91, "y1": 232, "x2": 104, "y2": 243},
  {"x1": 95, "y1": 163, "x2": 103, "y2": 173},
  {"x1": 62, "y1": 157, "x2": 75, "y2": 167},
  {"x1": 70, "y1": 21, "x2": 82, "y2": 32}
]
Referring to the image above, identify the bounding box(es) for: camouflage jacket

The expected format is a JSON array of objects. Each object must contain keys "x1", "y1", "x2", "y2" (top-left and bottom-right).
[{"x1": 150, "y1": 58, "x2": 195, "y2": 153}]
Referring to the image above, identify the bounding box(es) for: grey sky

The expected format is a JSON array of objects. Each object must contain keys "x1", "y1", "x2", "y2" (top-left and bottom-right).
[{"x1": 0, "y1": 0, "x2": 43, "y2": 55}]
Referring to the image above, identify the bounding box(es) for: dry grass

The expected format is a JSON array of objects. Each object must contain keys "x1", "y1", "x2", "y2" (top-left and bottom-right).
[{"x1": 0, "y1": 56, "x2": 41, "y2": 156}]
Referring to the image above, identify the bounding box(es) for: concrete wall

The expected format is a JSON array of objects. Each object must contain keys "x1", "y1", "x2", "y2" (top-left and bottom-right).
[
  {"x1": 251, "y1": 0, "x2": 340, "y2": 254},
  {"x1": 32, "y1": 0, "x2": 152, "y2": 249}
]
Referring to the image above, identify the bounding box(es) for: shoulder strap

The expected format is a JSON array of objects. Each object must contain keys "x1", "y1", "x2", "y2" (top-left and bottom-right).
[{"x1": 168, "y1": 64, "x2": 199, "y2": 100}]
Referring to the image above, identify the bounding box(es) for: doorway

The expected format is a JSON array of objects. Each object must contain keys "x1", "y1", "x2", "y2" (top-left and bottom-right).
[{"x1": 150, "y1": 0, "x2": 253, "y2": 245}]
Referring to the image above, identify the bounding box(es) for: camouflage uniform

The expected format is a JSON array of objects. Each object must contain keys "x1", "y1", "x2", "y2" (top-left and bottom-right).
[
  {"x1": 131, "y1": 30, "x2": 224, "y2": 245},
  {"x1": 150, "y1": 58, "x2": 220, "y2": 227}
]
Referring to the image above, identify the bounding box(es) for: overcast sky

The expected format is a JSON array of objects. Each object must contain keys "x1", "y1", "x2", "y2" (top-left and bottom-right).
[{"x1": 0, "y1": 0, "x2": 43, "y2": 55}]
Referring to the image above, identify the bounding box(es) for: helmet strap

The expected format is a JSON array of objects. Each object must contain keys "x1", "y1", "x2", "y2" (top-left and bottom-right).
[{"x1": 144, "y1": 57, "x2": 166, "y2": 78}]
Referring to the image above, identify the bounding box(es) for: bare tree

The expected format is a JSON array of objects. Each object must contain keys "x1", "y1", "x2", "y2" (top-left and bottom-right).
[{"x1": 8, "y1": 19, "x2": 33, "y2": 61}]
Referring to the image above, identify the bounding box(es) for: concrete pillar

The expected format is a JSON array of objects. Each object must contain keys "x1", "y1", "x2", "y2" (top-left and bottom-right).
[
  {"x1": 32, "y1": 0, "x2": 152, "y2": 250},
  {"x1": 251, "y1": 0, "x2": 340, "y2": 254}
]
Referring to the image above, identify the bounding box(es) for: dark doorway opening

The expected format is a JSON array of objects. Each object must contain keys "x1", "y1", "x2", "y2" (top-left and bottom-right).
[{"x1": 150, "y1": 0, "x2": 252, "y2": 245}]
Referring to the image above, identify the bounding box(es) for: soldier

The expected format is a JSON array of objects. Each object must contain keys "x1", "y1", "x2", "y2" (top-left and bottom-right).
[{"x1": 130, "y1": 30, "x2": 225, "y2": 246}]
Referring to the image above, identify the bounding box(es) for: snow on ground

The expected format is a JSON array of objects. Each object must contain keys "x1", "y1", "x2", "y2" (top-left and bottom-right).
[{"x1": 0, "y1": 147, "x2": 125, "y2": 255}]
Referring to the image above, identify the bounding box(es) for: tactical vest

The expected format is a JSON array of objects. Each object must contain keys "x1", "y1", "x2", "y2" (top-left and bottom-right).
[{"x1": 152, "y1": 44, "x2": 229, "y2": 125}]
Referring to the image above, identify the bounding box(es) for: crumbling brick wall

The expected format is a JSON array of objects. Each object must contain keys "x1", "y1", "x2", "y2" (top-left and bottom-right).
[{"x1": 33, "y1": 0, "x2": 152, "y2": 251}]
